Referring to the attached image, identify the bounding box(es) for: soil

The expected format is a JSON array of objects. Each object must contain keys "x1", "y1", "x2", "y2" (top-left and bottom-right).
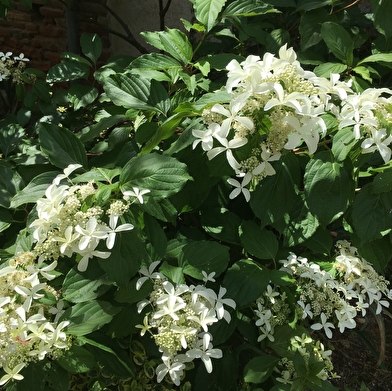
[{"x1": 329, "y1": 313, "x2": 392, "y2": 391}]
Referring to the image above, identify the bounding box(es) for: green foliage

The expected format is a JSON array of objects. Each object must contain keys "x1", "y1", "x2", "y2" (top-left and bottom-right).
[{"x1": 1, "y1": 1, "x2": 392, "y2": 390}]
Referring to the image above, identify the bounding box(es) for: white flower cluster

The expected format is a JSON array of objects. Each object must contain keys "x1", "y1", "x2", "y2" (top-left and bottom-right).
[
  {"x1": 192, "y1": 45, "x2": 392, "y2": 202},
  {"x1": 0, "y1": 51, "x2": 29, "y2": 83},
  {"x1": 276, "y1": 334, "x2": 336, "y2": 385},
  {"x1": 0, "y1": 252, "x2": 68, "y2": 387},
  {"x1": 29, "y1": 165, "x2": 141, "y2": 272},
  {"x1": 280, "y1": 240, "x2": 392, "y2": 339},
  {"x1": 135, "y1": 262, "x2": 236, "y2": 386}
]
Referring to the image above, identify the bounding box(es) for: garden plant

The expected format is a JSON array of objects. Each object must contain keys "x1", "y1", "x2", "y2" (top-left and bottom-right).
[{"x1": 1, "y1": 0, "x2": 392, "y2": 390}]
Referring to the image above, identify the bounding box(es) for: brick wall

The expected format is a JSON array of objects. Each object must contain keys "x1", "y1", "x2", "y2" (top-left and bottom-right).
[{"x1": 0, "y1": 0, "x2": 111, "y2": 71}]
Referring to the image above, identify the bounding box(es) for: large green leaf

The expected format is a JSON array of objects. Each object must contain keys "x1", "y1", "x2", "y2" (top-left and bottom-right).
[
  {"x1": 38, "y1": 123, "x2": 88, "y2": 169},
  {"x1": 314, "y1": 62, "x2": 347, "y2": 78},
  {"x1": 321, "y1": 22, "x2": 354, "y2": 65},
  {"x1": 357, "y1": 236, "x2": 392, "y2": 272},
  {"x1": 179, "y1": 240, "x2": 230, "y2": 278},
  {"x1": 120, "y1": 153, "x2": 191, "y2": 200},
  {"x1": 0, "y1": 162, "x2": 24, "y2": 208},
  {"x1": 243, "y1": 355, "x2": 280, "y2": 383},
  {"x1": 11, "y1": 171, "x2": 58, "y2": 208},
  {"x1": 0, "y1": 121, "x2": 24, "y2": 157},
  {"x1": 223, "y1": 259, "x2": 270, "y2": 308},
  {"x1": 99, "y1": 229, "x2": 146, "y2": 286},
  {"x1": 61, "y1": 300, "x2": 120, "y2": 336},
  {"x1": 141, "y1": 28, "x2": 193, "y2": 64},
  {"x1": 299, "y1": 8, "x2": 330, "y2": 50},
  {"x1": 131, "y1": 53, "x2": 182, "y2": 70},
  {"x1": 358, "y1": 53, "x2": 392, "y2": 65},
  {"x1": 62, "y1": 266, "x2": 113, "y2": 303},
  {"x1": 351, "y1": 183, "x2": 392, "y2": 243},
  {"x1": 80, "y1": 33, "x2": 102, "y2": 64},
  {"x1": 331, "y1": 128, "x2": 358, "y2": 162},
  {"x1": 371, "y1": 0, "x2": 392, "y2": 39},
  {"x1": 100, "y1": 72, "x2": 170, "y2": 115},
  {"x1": 304, "y1": 151, "x2": 354, "y2": 225},
  {"x1": 250, "y1": 154, "x2": 299, "y2": 226},
  {"x1": 240, "y1": 220, "x2": 278, "y2": 260},
  {"x1": 191, "y1": 0, "x2": 226, "y2": 32},
  {"x1": 67, "y1": 84, "x2": 99, "y2": 110},
  {"x1": 222, "y1": 0, "x2": 277, "y2": 18},
  {"x1": 56, "y1": 345, "x2": 96, "y2": 373},
  {"x1": 372, "y1": 168, "x2": 392, "y2": 194},
  {"x1": 46, "y1": 59, "x2": 90, "y2": 83}
]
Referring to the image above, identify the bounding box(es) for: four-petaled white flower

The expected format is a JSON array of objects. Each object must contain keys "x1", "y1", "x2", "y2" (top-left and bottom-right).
[
  {"x1": 136, "y1": 260, "x2": 164, "y2": 290},
  {"x1": 0, "y1": 363, "x2": 25, "y2": 386},
  {"x1": 361, "y1": 128, "x2": 392, "y2": 164},
  {"x1": 310, "y1": 312, "x2": 335, "y2": 339},
  {"x1": 156, "y1": 356, "x2": 186, "y2": 386},
  {"x1": 123, "y1": 187, "x2": 151, "y2": 204},
  {"x1": 106, "y1": 214, "x2": 134, "y2": 249},
  {"x1": 227, "y1": 172, "x2": 252, "y2": 202}
]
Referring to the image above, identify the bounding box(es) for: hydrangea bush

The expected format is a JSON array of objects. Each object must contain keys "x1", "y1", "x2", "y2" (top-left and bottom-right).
[{"x1": 1, "y1": 1, "x2": 392, "y2": 390}]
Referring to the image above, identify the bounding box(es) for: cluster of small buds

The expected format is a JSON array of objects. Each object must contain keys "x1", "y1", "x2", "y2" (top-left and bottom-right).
[
  {"x1": 0, "y1": 51, "x2": 30, "y2": 83},
  {"x1": 29, "y1": 164, "x2": 146, "y2": 272},
  {"x1": 135, "y1": 262, "x2": 236, "y2": 386},
  {"x1": 0, "y1": 251, "x2": 69, "y2": 387},
  {"x1": 275, "y1": 334, "x2": 337, "y2": 385},
  {"x1": 279, "y1": 241, "x2": 391, "y2": 339},
  {"x1": 192, "y1": 45, "x2": 392, "y2": 202}
]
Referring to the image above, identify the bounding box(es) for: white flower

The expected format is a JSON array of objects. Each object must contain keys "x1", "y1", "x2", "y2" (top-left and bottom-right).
[
  {"x1": 211, "y1": 93, "x2": 253, "y2": 137},
  {"x1": 76, "y1": 240, "x2": 111, "y2": 272},
  {"x1": 207, "y1": 135, "x2": 248, "y2": 171},
  {"x1": 192, "y1": 123, "x2": 222, "y2": 151},
  {"x1": 123, "y1": 187, "x2": 150, "y2": 204},
  {"x1": 13, "y1": 53, "x2": 29, "y2": 62},
  {"x1": 252, "y1": 145, "x2": 281, "y2": 177},
  {"x1": 106, "y1": 214, "x2": 134, "y2": 249},
  {"x1": 75, "y1": 217, "x2": 109, "y2": 251},
  {"x1": 53, "y1": 163, "x2": 83, "y2": 185},
  {"x1": 136, "y1": 260, "x2": 164, "y2": 290},
  {"x1": 335, "y1": 310, "x2": 356, "y2": 333},
  {"x1": 361, "y1": 128, "x2": 392, "y2": 164},
  {"x1": 227, "y1": 172, "x2": 251, "y2": 202},
  {"x1": 187, "y1": 308, "x2": 218, "y2": 332},
  {"x1": 186, "y1": 333, "x2": 222, "y2": 373},
  {"x1": 310, "y1": 312, "x2": 335, "y2": 339},
  {"x1": 0, "y1": 51, "x2": 12, "y2": 61},
  {"x1": 214, "y1": 286, "x2": 236, "y2": 323},
  {"x1": 297, "y1": 300, "x2": 313, "y2": 319},
  {"x1": 14, "y1": 282, "x2": 46, "y2": 312},
  {"x1": 283, "y1": 115, "x2": 324, "y2": 154},
  {"x1": 202, "y1": 271, "x2": 216, "y2": 283},
  {"x1": 135, "y1": 315, "x2": 151, "y2": 336},
  {"x1": 156, "y1": 356, "x2": 186, "y2": 386},
  {"x1": 0, "y1": 363, "x2": 25, "y2": 386}
]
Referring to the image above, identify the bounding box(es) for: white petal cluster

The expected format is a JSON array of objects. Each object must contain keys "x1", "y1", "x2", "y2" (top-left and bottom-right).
[
  {"x1": 0, "y1": 252, "x2": 69, "y2": 387},
  {"x1": 0, "y1": 51, "x2": 30, "y2": 83},
  {"x1": 192, "y1": 45, "x2": 392, "y2": 202},
  {"x1": 135, "y1": 263, "x2": 235, "y2": 386},
  {"x1": 29, "y1": 165, "x2": 135, "y2": 272},
  {"x1": 279, "y1": 240, "x2": 391, "y2": 339}
]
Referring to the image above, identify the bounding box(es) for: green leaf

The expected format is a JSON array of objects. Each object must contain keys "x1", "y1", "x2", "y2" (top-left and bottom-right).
[
  {"x1": 243, "y1": 355, "x2": 280, "y2": 383},
  {"x1": 62, "y1": 266, "x2": 113, "y2": 303},
  {"x1": 179, "y1": 240, "x2": 230, "y2": 278},
  {"x1": 61, "y1": 300, "x2": 120, "y2": 336},
  {"x1": 191, "y1": 0, "x2": 226, "y2": 32},
  {"x1": 131, "y1": 53, "x2": 182, "y2": 70},
  {"x1": 100, "y1": 72, "x2": 170, "y2": 115},
  {"x1": 0, "y1": 163, "x2": 23, "y2": 208},
  {"x1": 357, "y1": 237, "x2": 392, "y2": 273},
  {"x1": 38, "y1": 123, "x2": 88, "y2": 169},
  {"x1": 297, "y1": 0, "x2": 334, "y2": 11},
  {"x1": 80, "y1": 114, "x2": 127, "y2": 143},
  {"x1": 321, "y1": 22, "x2": 354, "y2": 65},
  {"x1": 201, "y1": 207, "x2": 241, "y2": 244},
  {"x1": 358, "y1": 53, "x2": 392, "y2": 65},
  {"x1": 222, "y1": 0, "x2": 277, "y2": 17},
  {"x1": 141, "y1": 28, "x2": 193, "y2": 64},
  {"x1": 250, "y1": 154, "x2": 299, "y2": 226},
  {"x1": 240, "y1": 220, "x2": 278, "y2": 259},
  {"x1": 144, "y1": 214, "x2": 168, "y2": 260},
  {"x1": 372, "y1": 169, "x2": 392, "y2": 194},
  {"x1": 314, "y1": 62, "x2": 347, "y2": 78},
  {"x1": 80, "y1": 33, "x2": 102, "y2": 64},
  {"x1": 352, "y1": 183, "x2": 392, "y2": 242},
  {"x1": 99, "y1": 229, "x2": 145, "y2": 286},
  {"x1": 299, "y1": 9, "x2": 329, "y2": 50},
  {"x1": 0, "y1": 121, "x2": 24, "y2": 157},
  {"x1": 302, "y1": 227, "x2": 333, "y2": 256},
  {"x1": 304, "y1": 151, "x2": 354, "y2": 225},
  {"x1": 56, "y1": 345, "x2": 96, "y2": 373},
  {"x1": 223, "y1": 259, "x2": 270, "y2": 308},
  {"x1": 120, "y1": 153, "x2": 191, "y2": 200},
  {"x1": 46, "y1": 59, "x2": 90, "y2": 83},
  {"x1": 0, "y1": 207, "x2": 12, "y2": 232},
  {"x1": 371, "y1": 0, "x2": 392, "y2": 39},
  {"x1": 331, "y1": 127, "x2": 358, "y2": 162},
  {"x1": 67, "y1": 84, "x2": 99, "y2": 110},
  {"x1": 80, "y1": 332, "x2": 135, "y2": 378}
]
